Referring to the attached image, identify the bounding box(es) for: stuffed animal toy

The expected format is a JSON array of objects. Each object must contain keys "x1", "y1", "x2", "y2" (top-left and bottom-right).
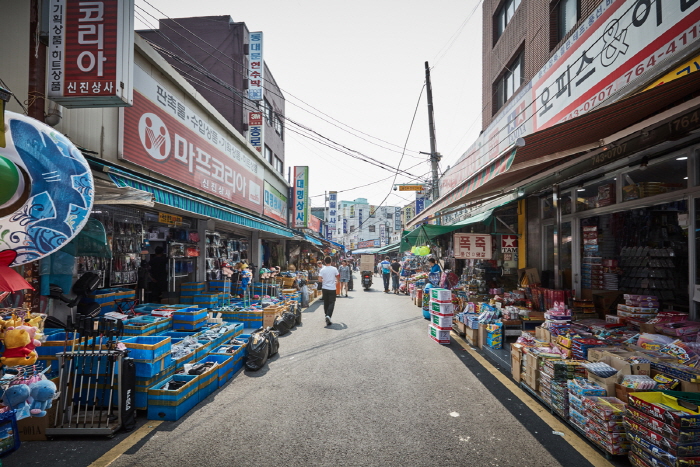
[
  {"x1": 28, "y1": 379, "x2": 57, "y2": 417},
  {"x1": 1, "y1": 328, "x2": 38, "y2": 366},
  {"x1": 13, "y1": 325, "x2": 41, "y2": 353},
  {"x1": 2, "y1": 384, "x2": 30, "y2": 413}
]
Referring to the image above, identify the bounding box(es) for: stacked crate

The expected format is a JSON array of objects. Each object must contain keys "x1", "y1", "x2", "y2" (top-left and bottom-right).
[{"x1": 428, "y1": 288, "x2": 453, "y2": 345}]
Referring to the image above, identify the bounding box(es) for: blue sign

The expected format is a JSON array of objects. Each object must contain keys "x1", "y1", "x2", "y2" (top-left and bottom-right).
[
  {"x1": 343, "y1": 218, "x2": 347, "y2": 233},
  {"x1": 415, "y1": 199, "x2": 425, "y2": 215}
]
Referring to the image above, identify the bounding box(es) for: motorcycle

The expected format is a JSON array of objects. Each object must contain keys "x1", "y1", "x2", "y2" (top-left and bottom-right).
[{"x1": 361, "y1": 271, "x2": 373, "y2": 291}]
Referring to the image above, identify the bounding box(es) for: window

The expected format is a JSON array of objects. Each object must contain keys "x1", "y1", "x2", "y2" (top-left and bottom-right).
[
  {"x1": 555, "y1": 0, "x2": 578, "y2": 44},
  {"x1": 264, "y1": 145, "x2": 273, "y2": 164},
  {"x1": 494, "y1": 0, "x2": 521, "y2": 42},
  {"x1": 494, "y1": 52, "x2": 524, "y2": 112},
  {"x1": 369, "y1": 225, "x2": 376, "y2": 233},
  {"x1": 274, "y1": 156, "x2": 283, "y2": 174},
  {"x1": 274, "y1": 113, "x2": 283, "y2": 138},
  {"x1": 263, "y1": 99, "x2": 272, "y2": 124}
]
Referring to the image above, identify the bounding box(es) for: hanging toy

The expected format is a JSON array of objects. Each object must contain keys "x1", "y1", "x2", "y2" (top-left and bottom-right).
[
  {"x1": 2, "y1": 384, "x2": 30, "y2": 413},
  {"x1": 1, "y1": 327, "x2": 38, "y2": 366},
  {"x1": 28, "y1": 379, "x2": 57, "y2": 417}
]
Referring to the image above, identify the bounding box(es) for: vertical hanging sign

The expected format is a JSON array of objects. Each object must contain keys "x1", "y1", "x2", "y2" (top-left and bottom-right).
[
  {"x1": 293, "y1": 166, "x2": 309, "y2": 228},
  {"x1": 248, "y1": 111, "x2": 263, "y2": 153},
  {"x1": 247, "y1": 32, "x2": 264, "y2": 100},
  {"x1": 327, "y1": 191, "x2": 337, "y2": 241},
  {"x1": 48, "y1": 0, "x2": 134, "y2": 107},
  {"x1": 395, "y1": 207, "x2": 401, "y2": 232},
  {"x1": 379, "y1": 224, "x2": 386, "y2": 247}
]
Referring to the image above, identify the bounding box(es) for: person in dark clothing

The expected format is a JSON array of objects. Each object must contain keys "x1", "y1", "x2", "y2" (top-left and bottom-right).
[
  {"x1": 149, "y1": 246, "x2": 168, "y2": 303},
  {"x1": 390, "y1": 258, "x2": 401, "y2": 294}
]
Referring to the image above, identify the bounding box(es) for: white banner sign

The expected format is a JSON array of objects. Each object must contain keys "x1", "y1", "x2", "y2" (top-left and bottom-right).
[
  {"x1": 248, "y1": 32, "x2": 264, "y2": 101},
  {"x1": 454, "y1": 233, "x2": 493, "y2": 259}
]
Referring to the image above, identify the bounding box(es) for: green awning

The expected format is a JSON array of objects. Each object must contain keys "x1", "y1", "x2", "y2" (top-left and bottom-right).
[
  {"x1": 376, "y1": 241, "x2": 402, "y2": 254},
  {"x1": 401, "y1": 210, "x2": 493, "y2": 247}
]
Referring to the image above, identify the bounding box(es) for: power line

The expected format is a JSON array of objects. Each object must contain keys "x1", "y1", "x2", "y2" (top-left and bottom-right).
[{"x1": 136, "y1": 1, "x2": 424, "y2": 159}]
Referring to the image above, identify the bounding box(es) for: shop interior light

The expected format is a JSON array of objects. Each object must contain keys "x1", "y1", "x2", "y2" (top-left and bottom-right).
[
  {"x1": 677, "y1": 156, "x2": 688, "y2": 160},
  {"x1": 684, "y1": 177, "x2": 689, "y2": 180},
  {"x1": 577, "y1": 188, "x2": 586, "y2": 192}
]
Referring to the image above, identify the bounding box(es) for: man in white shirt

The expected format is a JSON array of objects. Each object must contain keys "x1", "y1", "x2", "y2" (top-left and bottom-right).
[{"x1": 318, "y1": 256, "x2": 339, "y2": 326}]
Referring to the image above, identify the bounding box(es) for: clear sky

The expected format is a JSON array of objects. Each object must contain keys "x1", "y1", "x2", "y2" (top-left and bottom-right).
[{"x1": 134, "y1": 0, "x2": 483, "y2": 209}]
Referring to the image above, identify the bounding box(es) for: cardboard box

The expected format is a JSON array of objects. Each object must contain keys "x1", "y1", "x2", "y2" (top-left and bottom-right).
[
  {"x1": 639, "y1": 323, "x2": 659, "y2": 334},
  {"x1": 454, "y1": 321, "x2": 467, "y2": 336},
  {"x1": 465, "y1": 327, "x2": 479, "y2": 346},
  {"x1": 615, "y1": 383, "x2": 643, "y2": 404},
  {"x1": 478, "y1": 323, "x2": 487, "y2": 349},
  {"x1": 518, "y1": 268, "x2": 540, "y2": 286},
  {"x1": 430, "y1": 288, "x2": 452, "y2": 302},
  {"x1": 17, "y1": 406, "x2": 56, "y2": 441},
  {"x1": 511, "y1": 345, "x2": 523, "y2": 382}
]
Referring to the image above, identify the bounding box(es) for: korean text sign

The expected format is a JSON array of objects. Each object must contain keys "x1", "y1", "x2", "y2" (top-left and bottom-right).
[
  {"x1": 248, "y1": 32, "x2": 264, "y2": 101},
  {"x1": 439, "y1": 0, "x2": 700, "y2": 198},
  {"x1": 263, "y1": 181, "x2": 287, "y2": 224},
  {"x1": 248, "y1": 111, "x2": 263, "y2": 152},
  {"x1": 327, "y1": 191, "x2": 337, "y2": 240},
  {"x1": 293, "y1": 166, "x2": 309, "y2": 228},
  {"x1": 454, "y1": 233, "x2": 493, "y2": 259},
  {"x1": 122, "y1": 66, "x2": 263, "y2": 213},
  {"x1": 48, "y1": 0, "x2": 134, "y2": 107}
]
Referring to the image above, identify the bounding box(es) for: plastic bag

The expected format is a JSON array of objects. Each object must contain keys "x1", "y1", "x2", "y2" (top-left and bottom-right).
[
  {"x1": 245, "y1": 329, "x2": 269, "y2": 371},
  {"x1": 274, "y1": 315, "x2": 290, "y2": 335},
  {"x1": 267, "y1": 328, "x2": 280, "y2": 357},
  {"x1": 283, "y1": 311, "x2": 296, "y2": 329}
]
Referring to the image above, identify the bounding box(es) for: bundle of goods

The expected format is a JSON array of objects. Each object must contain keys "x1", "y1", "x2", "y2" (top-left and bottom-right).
[
  {"x1": 572, "y1": 338, "x2": 610, "y2": 360},
  {"x1": 626, "y1": 392, "x2": 700, "y2": 466},
  {"x1": 540, "y1": 360, "x2": 586, "y2": 419},
  {"x1": 583, "y1": 397, "x2": 629, "y2": 455},
  {"x1": 484, "y1": 323, "x2": 503, "y2": 349}
]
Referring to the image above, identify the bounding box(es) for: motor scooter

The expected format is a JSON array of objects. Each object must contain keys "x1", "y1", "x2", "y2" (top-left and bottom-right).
[{"x1": 361, "y1": 271, "x2": 373, "y2": 290}]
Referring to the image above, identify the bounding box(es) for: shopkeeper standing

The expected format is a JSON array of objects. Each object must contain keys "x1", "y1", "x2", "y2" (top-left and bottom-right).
[{"x1": 149, "y1": 246, "x2": 168, "y2": 303}]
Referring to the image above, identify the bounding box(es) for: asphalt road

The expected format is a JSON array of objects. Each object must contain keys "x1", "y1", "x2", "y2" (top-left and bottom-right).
[{"x1": 7, "y1": 275, "x2": 601, "y2": 466}]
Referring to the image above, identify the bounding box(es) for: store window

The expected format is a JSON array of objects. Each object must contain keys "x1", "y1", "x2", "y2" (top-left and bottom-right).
[
  {"x1": 494, "y1": 0, "x2": 521, "y2": 43},
  {"x1": 576, "y1": 178, "x2": 616, "y2": 212},
  {"x1": 274, "y1": 156, "x2": 283, "y2": 174},
  {"x1": 264, "y1": 98, "x2": 272, "y2": 124},
  {"x1": 622, "y1": 156, "x2": 687, "y2": 202},
  {"x1": 553, "y1": 0, "x2": 579, "y2": 46},
  {"x1": 274, "y1": 113, "x2": 283, "y2": 138},
  {"x1": 494, "y1": 52, "x2": 524, "y2": 112}
]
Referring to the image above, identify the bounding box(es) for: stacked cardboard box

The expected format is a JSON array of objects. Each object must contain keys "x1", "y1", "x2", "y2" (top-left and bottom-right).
[{"x1": 428, "y1": 288, "x2": 453, "y2": 345}]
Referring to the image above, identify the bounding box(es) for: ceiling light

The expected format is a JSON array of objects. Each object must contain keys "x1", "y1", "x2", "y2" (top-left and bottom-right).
[
  {"x1": 684, "y1": 177, "x2": 689, "y2": 180},
  {"x1": 677, "y1": 156, "x2": 688, "y2": 160},
  {"x1": 577, "y1": 188, "x2": 586, "y2": 192}
]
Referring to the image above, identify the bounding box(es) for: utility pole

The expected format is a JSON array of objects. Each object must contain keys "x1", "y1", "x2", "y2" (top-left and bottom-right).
[{"x1": 425, "y1": 61, "x2": 440, "y2": 202}]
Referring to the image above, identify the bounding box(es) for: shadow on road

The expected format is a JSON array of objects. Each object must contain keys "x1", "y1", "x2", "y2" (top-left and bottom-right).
[{"x1": 325, "y1": 322, "x2": 348, "y2": 330}]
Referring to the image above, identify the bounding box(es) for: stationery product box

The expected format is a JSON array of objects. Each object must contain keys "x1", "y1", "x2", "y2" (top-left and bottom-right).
[
  {"x1": 430, "y1": 288, "x2": 452, "y2": 303},
  {"x1": 429, "y1": 313, "x2": 453, "y2": 330},
  {"x1": 430, "y1": 300, "x2": 454, "y2": 316},
  {"x1": 429, "y1": 324, "x2": 450, "y2": 344},
  {"x1": 627, "y1": 392, "x2": 700, "y2": 429}
]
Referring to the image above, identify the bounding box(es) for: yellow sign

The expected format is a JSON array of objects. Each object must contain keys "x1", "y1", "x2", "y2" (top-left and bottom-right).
[
  {"x1": 398, "y1": 185, "x2": 424, "y2": 191},
  {"x1": 643, "y1": 53, "x2": 700, "y2": 91},
  {"x1": 158, "y1": 212, "x2": 183, "y2": 225}
]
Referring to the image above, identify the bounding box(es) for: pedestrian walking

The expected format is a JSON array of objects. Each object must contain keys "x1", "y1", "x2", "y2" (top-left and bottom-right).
[
  {"x1": 379, "y1": 256, "x2": 391, "y2": 293},
  {"x1": 318, "y1": 257, "x2": 339, "y2": 326},
  {"x1": 390, "y1": 258, "x2": 401, "y2": 294},
  {"x1": 339, "y1": 260, "x2": 351, "y2": 297}
]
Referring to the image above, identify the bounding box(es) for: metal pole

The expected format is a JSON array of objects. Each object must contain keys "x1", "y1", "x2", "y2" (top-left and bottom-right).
[
  {"x1": 553, "y1": 184, "x2": 562, "y2": 290},
  {"x1": 425, "y1": 61, "x2": 439, "y2": 202}
]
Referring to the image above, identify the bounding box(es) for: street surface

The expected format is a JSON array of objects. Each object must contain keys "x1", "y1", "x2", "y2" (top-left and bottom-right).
[{"x1": 8, "y1": 273, "x2": 604, "y2": 467}]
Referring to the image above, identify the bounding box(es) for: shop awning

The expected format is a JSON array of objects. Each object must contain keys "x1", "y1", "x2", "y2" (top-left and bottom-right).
[
  {"x1": 93, "y1": 178, "x2": 155, "y2": 207},
  {"x1": 376, "y1": 241, "x2": 402, "y2": 254},
  {"x1": 97, "y1": 163, "x2": 294, "y2": 238},
  {"x1": 304, "y1": 234, "x2": 323, "y2": 246},
  {"x1": 408, "y1": 72, "x2": 700, "y2": 227},
  {"x1": 402, "y1": 210, "x2": 493, "y2": 247},
  {"x1": 351, "y1": 248, "x2": 381, "y2": 254}
]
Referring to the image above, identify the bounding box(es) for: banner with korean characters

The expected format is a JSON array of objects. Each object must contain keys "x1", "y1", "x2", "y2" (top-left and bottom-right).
[
  {"x1": 454, "y1": 233, "x2": 493, "y2": 259},
  {"x1": 48, "y1": 0, "x2": 134, "y2": 107},
  {"x1": 357, "y1": 240, "x2": 379, "y2": 249},
  {"x1": 263, "y1": 181, "x2": 287, "y2": 224},
  {"x1": 439, "y1": 0, "x2": 700, "y2": 201},
  {"x1": 395, "y1": 207, "x2": 402, "y2": 231},
  {"x1": 309, "y1": 214, "x2": 322, "y2": 233},
  {"x1": 248, "y1": 32, "x2": 264, "y2": 101},
  {"x1": 248, "y1": 111, "x2": 263, "y2": 153},
  {"x1": 293, "y1": 166, "x2": 309, "y2": 228},
  {"x1": 121, "y1": 65, "x2": 263, "y2": 213},
  {"x1": 327, "y1": 191, "x2": 338, "y2": 240}
]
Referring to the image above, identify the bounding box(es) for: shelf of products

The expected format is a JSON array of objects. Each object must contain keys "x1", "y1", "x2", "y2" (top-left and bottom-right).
[
  {"x1": 205, "y1": 231, "x2": 248, "y2": 281},
  {"x1": 109, "y1": 216, "x2": 143, "y2": 286}
]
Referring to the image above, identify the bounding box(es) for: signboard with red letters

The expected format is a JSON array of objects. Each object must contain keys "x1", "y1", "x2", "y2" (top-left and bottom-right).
[
  {"x1": 121, "y1": 66, "x2": 263, "y2": 213},
  {"x1": 501, "y1": 235, "x2": 518, "y2": 253},
  {"x1": 48, "y1": 0, "x2": 134, "y2": 107},
  {"x1": 454, "y1": 233, "x2": 493, "y2": 259}
]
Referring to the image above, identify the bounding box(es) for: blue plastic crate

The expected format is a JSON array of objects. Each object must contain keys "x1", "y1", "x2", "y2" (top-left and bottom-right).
[
  {"x1": 122, "y1": 336, "x2": 171, "y2": 361},
  {"x1": 37, "y1": 332, "x2": 80, "y2": 356},
  {"x1": 173, "y1": 308, "x2": 207, "y2": 322},
  {"x1": 147, "y1": 374, "x2": 199, "y2": 421},
  {"x1": 0, "y1": 411, "x2": 20, "y2": 457},
  {"x1": 172, "y1": 317, "x2": 207, "y2": 332},
  {"x1": 195, "y1": 363, "x2": 219, "y2": 402},
  {"x1": 194, "y1": 340, "x2": 214, "y2": 360},
  {"x1": 161, "y1": 331, "x2": 200, "y2": 339},
  {"x1": 134, "y1": 353, "x2": 173, "y2": 378},
  {"x1": 123, "y1": 316, "x2": 162, "y2": 337}
]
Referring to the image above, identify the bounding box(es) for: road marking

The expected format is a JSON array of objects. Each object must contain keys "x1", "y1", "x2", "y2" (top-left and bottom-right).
[
  {"x1": 452, "y1": 333, "x2": 614, "y2": 467},
  {"x1": 88, "y1": 421, "x2": 162, "y2": 467}
]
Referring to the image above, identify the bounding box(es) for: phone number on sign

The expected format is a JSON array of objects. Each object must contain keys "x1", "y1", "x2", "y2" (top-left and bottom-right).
[{"x1": 559, "y1": 22, "x2": 700, "y2": 123}]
